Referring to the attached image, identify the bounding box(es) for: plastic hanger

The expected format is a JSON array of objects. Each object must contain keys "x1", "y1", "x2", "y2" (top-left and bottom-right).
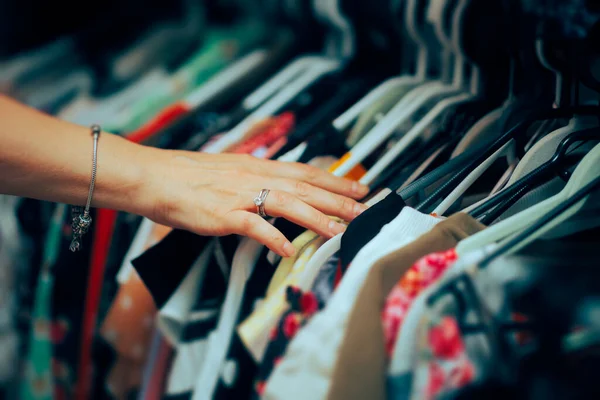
[
  {"x1": 469, "y1": 127, "x2": 600, "y2": 222},
  {"x1": 414, "y1": 105, "x2": 600, "y2": 214},
  {"x1": 242, "y1": 56, "x2": 337, "y2": 110},
  {"x1": 332, "y1": 0, "x2": 466, "y2": 178},
  {"x1": 315, "y1": 0, "x2": 356, "y2": 59},
  {"x1": 59, "y1": 68, "x2": 171, "y2": 125},
  {"x1": 459, "y1": 116, "x2": 592, "y2": 214},
  {"x1": 456, "y1": 141, "x2": 600, "y2": 257},
  {"x1": 455, "y1": 46, "x2": 598, "y2": 216},
  {"x1": 360, "y1": 0, "x2": 479, "y2": 185},
  {"x1": 126, "y1": 50, "x2": 271, "y2": 144},
  {"x1": 478, "y1": 173, "x2": 600, "y2": 268},
  {"x1": 330, "y1": 0, "x2": 434, "y2": 133},
  {"x1": 202, "y1": 58, "x2": 342, "y2": 153},
  {"x1": 105, "y1": 21, "x2": 269, "y2": 133},
  {"x1": 419, "y1": 34, "x2": 600, "y2": 216}
]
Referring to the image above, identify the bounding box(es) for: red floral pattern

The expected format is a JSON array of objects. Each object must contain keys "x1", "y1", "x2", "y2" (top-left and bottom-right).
[
  {"x1": 428, "y1": 317, "x2": 465, "y2": 359},
  {"x1": 419, "y1": 317, "x2": 477, "y2": 400},
  {"x1": 252, "y1": 286, "x2": 324, "y2": 399},
  {"x1": 382, "y1": 249, "x2": 458, "y2": 356}
]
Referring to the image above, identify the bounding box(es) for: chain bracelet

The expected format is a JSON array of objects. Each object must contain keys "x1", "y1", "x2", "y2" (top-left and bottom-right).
[{"x1": 70, "y1": 124, "x2": 101, "y2": 252}]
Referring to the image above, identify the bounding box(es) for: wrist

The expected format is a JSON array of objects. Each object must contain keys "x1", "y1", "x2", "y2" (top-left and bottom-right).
[{"x1": 91, "y1": 133, "x2": 150, "y2": 216}]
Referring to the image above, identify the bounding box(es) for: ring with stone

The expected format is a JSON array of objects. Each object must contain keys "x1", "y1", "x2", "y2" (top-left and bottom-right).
[{"x1": 253, "y1": 189, "x2": 270, "y2": 218}]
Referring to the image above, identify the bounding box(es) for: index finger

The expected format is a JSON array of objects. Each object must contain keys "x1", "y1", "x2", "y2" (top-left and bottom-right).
[{"x1": 263, "y1": 161, "x2": 369, "y2": 199}]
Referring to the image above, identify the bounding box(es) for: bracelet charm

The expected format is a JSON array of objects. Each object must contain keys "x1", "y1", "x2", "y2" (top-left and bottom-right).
[{"x1": 70, "y1": 124, "x2": 100, "y2": 252}]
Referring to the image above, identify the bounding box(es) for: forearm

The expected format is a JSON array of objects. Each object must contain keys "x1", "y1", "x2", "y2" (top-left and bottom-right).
[{"x1": 0, "y1": 95, "x2": 151, "y2": 214}]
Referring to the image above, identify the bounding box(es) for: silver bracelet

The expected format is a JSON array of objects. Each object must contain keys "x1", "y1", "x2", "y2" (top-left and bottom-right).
[{"x1": 70, "y1": 124, "x2": 101, "y2": 252}]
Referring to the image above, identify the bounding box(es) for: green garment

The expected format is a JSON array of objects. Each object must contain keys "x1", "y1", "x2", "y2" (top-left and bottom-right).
[
  {"x1": 20, "y1": 205, "x2": 67, "y2": 400},
  {"x1": 105, "y1": 20, "x2": 267, "y2": 134}
]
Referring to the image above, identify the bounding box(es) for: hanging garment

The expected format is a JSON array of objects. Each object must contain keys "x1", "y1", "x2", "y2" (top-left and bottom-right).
[
  {"x1": 386, "y1": 247, "x2": 493, "y2": 400},
  {"x1": 339, "y1": 191, "x2": 406, "y2": 268},
  {"x1": 328, "y1": 213, "x2": 485, "y2": 400},
  {"x1": 20, "y1": 205, "x2": 65, "y2": 400},
  {"x1": 98, "y1": 224, "x2": 170, "y2": 399},
  {"x1": 237, "y1": 229, "x2": 326, "y2": 362},
  {"x1": 39, "y1": 204, "x2": 96, "y2": 399},
  {"x1": 398, "y1": 235, "x2": 600, "y2": 400},
  {"x1": 253, "y1": 252, "x2": 341, "y2": 398},
  {"x1": 104, "y1": 21, "x2": 267, "y2": 134},
  {"x1": 263, "y1": 207, "x2": 441, "y2": 400}
]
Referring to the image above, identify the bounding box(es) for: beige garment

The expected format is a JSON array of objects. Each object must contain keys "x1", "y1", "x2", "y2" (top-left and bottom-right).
[{"x1": 327, "y1": 213, "x2": 485, "y2": 400}]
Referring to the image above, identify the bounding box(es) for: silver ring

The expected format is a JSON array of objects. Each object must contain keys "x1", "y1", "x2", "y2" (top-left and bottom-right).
[{"x1": 253, "y1": 189, "x2": 270, "y2": 218}]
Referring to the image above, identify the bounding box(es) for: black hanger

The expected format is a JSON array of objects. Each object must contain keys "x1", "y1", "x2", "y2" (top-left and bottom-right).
[
  {"x1": 477, "y1": 175, "x2": 600, "y2": 268},
  {"x1": 469, "y1": 127, "x2": 600, "y2": 224},
  {"x1": 413, "y1": 105, "x2": 600, "y2": 214}
]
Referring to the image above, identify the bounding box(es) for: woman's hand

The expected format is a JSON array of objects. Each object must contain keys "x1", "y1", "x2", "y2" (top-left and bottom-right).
[
  {"x1": 136, "y1": 150, "x2": 369, "y2": 257},
  {"x1": 0, "y1": 95, "x2": 369, "y2": 257}
]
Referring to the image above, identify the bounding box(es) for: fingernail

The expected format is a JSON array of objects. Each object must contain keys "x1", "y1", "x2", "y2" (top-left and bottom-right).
[
  {"x1": 283, "y1": 241, "x2": 295, "y2": 257},
  {"x1": 354, "y1": 203, "x2": 368, "y2": 216},
  {"x1": 329, "y1": 220, "x2": 346, "y2": 235},
  {"x1": 352, "y1": 181, "x2": 369, "y2": 195}
]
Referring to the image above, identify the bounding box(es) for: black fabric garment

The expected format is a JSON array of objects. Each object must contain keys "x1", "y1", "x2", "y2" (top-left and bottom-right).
[
  {"x1": 154, "y1": 219, "x2": 303, "y2": 400},
  {"x1": 161, "y1": 239, "x2": 229, "y2": 400},
  {"x1": 339, "y1": 191, "x2": 405, "y2": 269},
  {"x1": 296, "y1": 124, "x2": 349, "y2": 164},
  {"x1": 132, "y1": 229, "x2": 214, "y2": 309},
  {"x1": 212, "y1": 236, "x2": 283, "y2": 399}
]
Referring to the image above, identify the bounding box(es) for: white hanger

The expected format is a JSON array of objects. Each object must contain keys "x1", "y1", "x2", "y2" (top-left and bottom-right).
[
  {"x1": 355, "y1": 0, "x2": 478, "y2": 185},
  {"x1": 202, "y1": 59, "x2": 342, "y2": 153},
  {"x1": 331, "y1": 0, "x2": 470, "y2": 178},
  {"x1": 460, "y1": 116, "x2": 596, "y2": 216},
  {"x1": 183, "y1": 49, "x2": 269, "y2": 109},
  {"x1": 457, "y1": 142, "x2": 600, "y2": 256},
  {"x1": 436, "y1": 140, "x2": 514, "y2": 215},
  {"x1": 330, "y1": 0, "x2": 435, "y2": 132},
  {"x1": 59, "y1": 68, "x2": 170, "y2": 125},
  {"x1": 242, "y1": 56, "x2": 336, "y2": 110},
  {"x1": 451, "y1": 107, "x2": 503, "y2": 157},
  {"x1": 315, "y1": 0, "x2": 356, "y2": 60},
  {"x1": 434, "y1": 35, "x2": 573, "y2": 216}
]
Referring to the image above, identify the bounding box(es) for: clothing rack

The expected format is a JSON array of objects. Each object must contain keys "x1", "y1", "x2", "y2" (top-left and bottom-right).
[{"x1": 1, "y1": 0, "x2": 600, "y2": 399}]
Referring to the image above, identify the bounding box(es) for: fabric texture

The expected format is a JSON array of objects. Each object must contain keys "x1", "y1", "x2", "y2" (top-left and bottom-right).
[
  {"x1": 263, "y1": 208, "x2": 441, "y2": 400},
  {"x1": 339, "y1": 191, "x2": 406, "y2": 269},
  {"x1": 20, "y1": 203, "x2": 64, "y2": 400},
  {"x1": 328, "y1": 213, "x2": 485, "y2": 400},
  {"x1": 254, "y1": 253, "x2": 340, "y2": 398}
]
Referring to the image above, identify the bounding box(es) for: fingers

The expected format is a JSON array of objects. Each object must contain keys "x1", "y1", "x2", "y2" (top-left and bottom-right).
[
  {"x1": 185, "y1": 153, "x2": 369, "y2": 199},
  {"x1": 263, "y1": 161, "x2": 369, "y2": 199},
  {"x1": 243, "y1": 189, "x2": 348, "y2": 239},
  {"x1": 227, "y1": 211, "x2": 296, "y2": 257},
  {"x1": 267, "y1": 178, "x2": 368, "y2": 222}
]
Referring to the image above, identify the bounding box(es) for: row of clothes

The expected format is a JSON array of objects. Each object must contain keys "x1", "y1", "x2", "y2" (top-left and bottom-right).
[{"x1": 3, "y1": 0, "x2": 600, "y2": 399}]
